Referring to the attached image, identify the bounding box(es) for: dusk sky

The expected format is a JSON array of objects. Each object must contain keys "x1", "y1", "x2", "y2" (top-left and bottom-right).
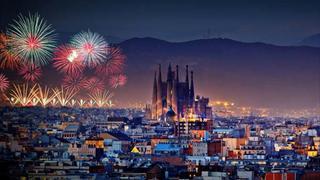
[{"x1": 1, "y1": 0, "x2": 320, "y2": 45}]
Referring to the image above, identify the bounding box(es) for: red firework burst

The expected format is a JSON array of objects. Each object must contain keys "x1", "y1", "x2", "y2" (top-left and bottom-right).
[
  {"x1": 83, "y1": 77, "x2": 105, "y2": 93},
  {"x1": 18, "y1": 64, "x2": 42, "y2": 82},
  {"x1": 53, "y1": 45, "x2": 84, "y2": 75},
  {"x1": 95, "y1": 47, "x2": 125, "y2": 76},
  {"x1": 62, "y1": 74, "x2": 87, "y2": 92},
  {"x1": 0, "y1": 73, "x2": 9, "y2": 92},
  {"x1": 0, "y1": 33, "x2": 20, "y2": 70},
  {"x1": 109, "y1": 74, "x2": 127, "y2": 88}
]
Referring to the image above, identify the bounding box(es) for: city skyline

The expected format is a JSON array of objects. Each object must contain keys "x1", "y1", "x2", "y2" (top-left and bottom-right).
[{"x1": 1, "y1": 1, "x2": 320, "y2": 179}]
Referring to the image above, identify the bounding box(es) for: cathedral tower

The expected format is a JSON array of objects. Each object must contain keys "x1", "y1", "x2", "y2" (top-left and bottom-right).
[
  {"x1": 190, "y1": 71, "x2": 195, "y2": 107},
  {"x1": 185, "y1": 65, "x2": 190, "y2": 108},
  {"x1": 166, "y1": 63, "x2": 173, "y2": 108},
  {"x1": 151, "y1": 71, "x2": 157, "y2": 119},
  {"x1": 172, "y1": 65, "x2": 179, "y2": 116},
  {"x1": 156, "y1": 64, "x2": 163, "y2": 118}
]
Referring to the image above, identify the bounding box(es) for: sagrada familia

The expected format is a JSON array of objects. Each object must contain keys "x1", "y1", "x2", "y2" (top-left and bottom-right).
[{"x1": 151, "y1": 64, "x2": 211, "y2": 120}]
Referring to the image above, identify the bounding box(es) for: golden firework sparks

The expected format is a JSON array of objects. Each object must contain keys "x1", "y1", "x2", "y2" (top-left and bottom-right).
[
  {"x1": 89, "y1": 90, "x2": 113, "y2": 108},
  {"x1": 36, "y1": 85, "x2": 57, "y2": 107},
  {"x1": 9, "y1": 83, "x2": 38, "y2": 106},
  {"x1": 53, "y1": 86, "x2": 77, "y2": 106},
  {"x1": 78, "y1": 99, "x2": 86, "y2": 107}
]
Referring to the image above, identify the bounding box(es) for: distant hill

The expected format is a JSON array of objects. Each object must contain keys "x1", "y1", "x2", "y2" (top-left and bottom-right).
[
  {"x1": 299, "y1": 33, "x2": 320, "y2": 47},
  {"x1": 2, "y1": 36, "x2": 320, "y2": 109},
  {"x1": 116, "y1": 37, "x2": 320, "y2": 109}
]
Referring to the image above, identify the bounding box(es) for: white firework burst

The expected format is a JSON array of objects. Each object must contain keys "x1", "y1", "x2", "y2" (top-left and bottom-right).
[{"x1": 70, "y1": 30, "x2": 108, "y2": 67}]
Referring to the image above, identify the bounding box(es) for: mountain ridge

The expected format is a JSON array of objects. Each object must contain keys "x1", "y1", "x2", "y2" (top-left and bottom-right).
[
  {"x1": 2, "y1": 36, "x2": 320, "y2": 109},
  {"x1": 299, "y1": 33, "x2": 320, "y2": 47},
  {"x1": 115, "y1": 37, "x2": 320, "y2": 109}
]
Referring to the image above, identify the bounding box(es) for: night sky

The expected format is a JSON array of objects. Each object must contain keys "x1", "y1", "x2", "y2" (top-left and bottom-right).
[{"x1": 1, "y1": 0, "x2": 320, "y2": 45}]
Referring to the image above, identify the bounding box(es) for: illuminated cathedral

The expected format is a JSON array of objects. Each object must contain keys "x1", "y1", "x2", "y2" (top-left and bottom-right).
[{"x1": 151, "y1": 64, "x2": 212, "y2": 120}]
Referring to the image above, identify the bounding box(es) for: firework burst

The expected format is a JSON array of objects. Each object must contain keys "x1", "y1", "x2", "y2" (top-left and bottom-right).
[
  {"x1": 53, "y1": 45, "x2": 84, "y2": 75},
  {"x1": 62, "y1": 74, "x2": 87, "y2": 92},
  {"x1": 7, "y1": 13, "x2": 56, "y2": 66},
  {"x1": 0, "y1": 33, "x2": 20, "y2": 69},
  {"x1": 53, "y1": 86, "x2": 77, "y2": 106},
  {"x1": 95, "y1": 47, "x2": 125, "y2": 76},
  {"x1": 9, "y1": 83, "x2": 38, "y2": 106},
  {"x1": 83, "y1": 77, "x2": 105, "y2": 93},
  {"x1": 18, "y1": 64, "x2": 42, "y2": 82},
  {"x1": 0, "y1": 74, "x2": 9, "y2": 92},
  {"x1": 89, "y1": 90, "x2": 113, "y2": 108},
  {"x1": 109, "y1": 74, "x2": 127, "y2": 88},
  {"x1": 71, "y1": 30, "x2": 108, "y2": 67},
  {"x1": 36, "y1": 85, "x2": 57, "y2": 107}
]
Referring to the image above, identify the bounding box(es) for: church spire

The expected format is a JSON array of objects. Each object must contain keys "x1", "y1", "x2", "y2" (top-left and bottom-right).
[
  {"x1": 190, "y1": 71, "x2": 195, "y2": 107},
  {"x1": 185, "y1": 65, "x2": 189, "y2": 107},
  {"x1": 156, "y1": 64, "x2": 163, "y2": 119},
  {"x1": 152, "y1": 71, "x2": 157, "y2": 119},
  {"x1": 173, "y1": 65, "x2": 179, "y2": 118},
  {"x1": 153, "y1": 71, "x2": 157, "y2": 101},
  {"x1": 172, "y1": 77, "x2": 178, "y2": 119},
  {"x1": 166, "y1": 63, "x2": 173, "y2": 107}
]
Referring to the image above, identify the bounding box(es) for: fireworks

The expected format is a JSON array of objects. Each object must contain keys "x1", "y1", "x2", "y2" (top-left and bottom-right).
[
  {"x1": 0, "y1": 33, "x2": 20, "y2": 70},
  {"x1": 78, "y1": 99, "x2": 86, "y2": 107},
  {"x1": 9, "y1": 83, "x2": 38, "y2": 106},
  {"x1": 51, "y1": 98, "x2": 58, "y2": 106},
  {"x1": 70, "y1": 99, "x2": 77, "y2": 106},
  {"x1": 53, "y1": 86, "x2": 77, "y2": 106},
  {"x1": 71, "y1": 30, "x2": 108, "y2": 67},
  {"x1": 1, "y1": 13, "x2": 128, "y2": 108},
  {"x1": 0, "y1": 33, "x2": 7, "y2": 50},
  {"x1": 106, "y1": 100, "x2": 114, "y2": 107},
  {"x1": 109, "y1": 74, "x2": 127, "y2": 88},
  {"x1": 88, "y1": 99, "x2": 95, "y2": 107},
  {"x1": 18, "y1": 64, "x2": 42, "y2": 82},
  {"x1": 36, "y1": 85, "x2": 57, "y2": 107},
  {"x1": 7, "y1": 13, "x2": 56, "y2": 66},
  {"x1": 83, "y1": 77, "x2": 105, "y2": 93},
  {"x1": 31, "y1": 98, "x2": 39, "y2": 106},
  {"x1": 62, "y1": 74, "x2": 86, "y2": 92},
  {"x1": 95, "y1": 47, "x2": 125, "y2": 76},
  {"x1": 53, "y1": 45, "x2": 84, "y2": 75},
  {"x1": 8, "y1": 97, "x2": 17, "y2": 106},
  {"x1": 89, "y1": 90, "x2": 113, "y2": 108},
  {"x1": 0, "y1": 74, "x2": 9, "y2": 92}
]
